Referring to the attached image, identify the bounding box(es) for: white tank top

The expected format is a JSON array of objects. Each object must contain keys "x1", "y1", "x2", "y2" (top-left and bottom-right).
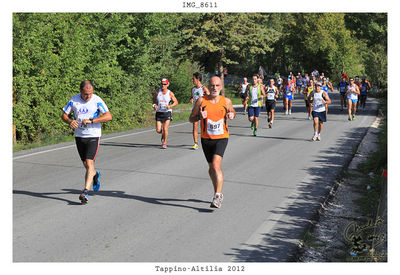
[
  {"x1": 266, "y1": 86, "x2": 277, "y2": 101},
  {"x1": 156, "y1": 89, "x2": 172, "y2": 113},
  {"x1": 250, "y1": 85, "x2": 261, "y2": 107},
  {"x1": 312, "y1": 91, "x2": 326, "y2": 112},
  {"x1": 191, "y1": 86, "x2": 204, "y2": 106},
  {"x1": 241, "y1": 83, "x2": 249, "y2": 94},
  {"x1": 347, "y1": 84, "x2": 358, "y2": 100}
]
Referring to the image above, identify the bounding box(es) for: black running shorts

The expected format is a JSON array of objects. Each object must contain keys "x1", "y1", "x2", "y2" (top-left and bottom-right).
[
  {"x1": 155, "y1": 111, "x2": 172, "y2": 122},
  {"x1": 75, "y1": 137, "x2": 100, "y2": 161},
  {"x1": 201, "y1": 138, "x2": 228, "y2": 163},
  {"x1": 265, "y1": 100, "x2": 276, "y2": 112},
  {"x1": 312, "y1": 111, "x2": 327, "y2": 123}
]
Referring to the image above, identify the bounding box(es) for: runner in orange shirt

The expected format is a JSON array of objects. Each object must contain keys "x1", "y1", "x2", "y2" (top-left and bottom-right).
[{"x1": 189, "y1": 76, "x2": 236, "y2": 209}]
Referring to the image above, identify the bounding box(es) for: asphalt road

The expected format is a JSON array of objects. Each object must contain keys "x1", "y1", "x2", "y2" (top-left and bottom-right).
[{"x1": 13, "y1": 92, "x2": 379, "y2": 262}]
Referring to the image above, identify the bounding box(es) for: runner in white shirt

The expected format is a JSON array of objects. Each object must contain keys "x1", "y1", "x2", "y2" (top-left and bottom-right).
[
  {"x1": 309, "y1": 83, "x2": 331, "y2": 141},
  {"x1": 237, "y1": 77, "x2": 249, "y2": 112},
  {"x1": 62, "y1": 80, "x2": 112, "y2": 203},
  {"x1": 346, "y1": 77, "x2": 360, "y2": 121},
  {"x1": 190, "y1": 72, "x2": 210, "y2": 150},
  {"x1": 153, "y1": 78, "x2": 179, "y2": 149},
  {"x1": 265, "y1": 78, "x2": 280, "y2": 128}
]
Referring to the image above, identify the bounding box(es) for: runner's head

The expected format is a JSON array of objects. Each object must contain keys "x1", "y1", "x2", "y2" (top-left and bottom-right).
[
  {"x1": 252, "y1": 74, "x2": 258, "y2": 85},
  {"x1": 161, "y1": 78, "x2": 169, "y2": 90},
  {"x1": 362, "y1": 76, "x2": 366, "y2": 82},
  {"x1": 209, "y1": 76, "x2": 223, "y2": 97},
  {"x1": 193, "y1": 72, "x2": 202, "y2": 85},
  {"x1": 315, "y1": 83, "x2": 322, "y2": 92},
  {"x1": 342, "y1": 77, "x2": 346, "y2": 82},
  {"x1": 269, "y1": 78, "x2": 275, "y2": 86},
  {"x1": 349, "y1": 77, "x2": 355, "y2": 84},
  {"x1": 309, "y1": 79, "x2": 314, "y2": 86},
  {"x1": 243, "y1": 77, "x2": 248, "y2": 83},
  {"x1": 80, "y1": 80, "x2": 94, "y2": 102}
]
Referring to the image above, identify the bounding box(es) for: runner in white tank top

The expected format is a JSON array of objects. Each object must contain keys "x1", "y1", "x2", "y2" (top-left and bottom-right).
[
  {"x1": 265, "y1": 78, "x2": 280, "y2": 128},
  {"x1": 309, "y1": 83, "x2": 331, "y2": 141},
  {"x1": 237, "y1": 77, "x2": 249, "y2": 112},
  {"x1": 152, "y1": 78, "x2": 178, "y2": 148},
  {"x1": 190, "y1": 72, "x2": 210, "y2": 149},
  {"x1": 346, "y1": 77, "x2": 360, "y2": 121}
]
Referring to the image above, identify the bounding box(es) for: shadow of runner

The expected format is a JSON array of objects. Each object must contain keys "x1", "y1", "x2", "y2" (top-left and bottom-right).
[
  {"x1": 13, "y1": 190, "x2": 82, "y2": 206},
  {"x1": 13, "y1": 188, "x2": 214, "y2": 213},
  {"x1": 100, "y1": 142, "x2": 191, "y2": 149}
]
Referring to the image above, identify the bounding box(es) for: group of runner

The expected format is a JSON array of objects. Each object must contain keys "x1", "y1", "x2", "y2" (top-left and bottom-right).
[
  {"x1": 238, "y1": 70, "x2": 372, "y2": 134},
  {"x1": 61, "y1": 71, "x2": 371, "y2": 208}
]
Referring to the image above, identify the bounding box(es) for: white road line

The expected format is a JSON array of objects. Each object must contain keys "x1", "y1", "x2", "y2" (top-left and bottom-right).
[{"x1": 13, "y1": 122, "x2": 190, "y2": 160}]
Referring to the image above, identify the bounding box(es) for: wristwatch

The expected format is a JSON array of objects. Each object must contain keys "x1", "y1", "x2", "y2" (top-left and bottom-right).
[{"x1": 90, "y1": 118, "x2": 94, "y2": 123}]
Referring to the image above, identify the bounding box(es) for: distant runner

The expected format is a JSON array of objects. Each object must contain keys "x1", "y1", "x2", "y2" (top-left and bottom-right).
[
  {"x1": 303, "y1": 79, "x2": 315, "y2": 120},
  {"x1": 265, "y1": 78, "x2": 280, "y2": 128},
  {"x1": 359, "y1": 76, "x2": 371, "y2": 109},
  {"x1": 190, "y1": 72, "x2": 210, "y2": 150},
  {"x1": 346, "y1": 77, "x2": 360, "y2": 121},
  {"x1": 284, "y1": 78, "x2": 295, "y2": 115},
  {"x1": 246, "y1": 75, "x2": 265, "y2": 136},
  {"x1": 237, "y1": 77, "x2": 250, "y2": 112},
  {"x1": 61, "y1": 80, "x2": 112, "y2": 204},
  {"x1": 153, "y1": 78, "x2": 179, "y2": 149},
  {"x1": 189, "y1": 76, "x2": 236, "y2": 209},
  {"x1": 296, "y1": 73, "x2": 303, "y2": 94},
  {"x1": 338, "y1": 77, "x2": 349, "y2": 111}
]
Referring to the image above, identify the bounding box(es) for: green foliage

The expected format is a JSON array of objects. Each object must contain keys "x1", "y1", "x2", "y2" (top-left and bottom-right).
[{"x1": 13, "y1": 12, "x2": 387, "y2": 146}]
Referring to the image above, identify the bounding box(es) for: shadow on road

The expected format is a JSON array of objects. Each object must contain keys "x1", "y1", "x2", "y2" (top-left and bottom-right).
[
  {"x1": 13, "y1": 188, "x2": 214, "y2": 213},
  {"x1": 225, "y1": 123, "x2": 374, "y2": 262},
  {"x1": 101, "y1": 142, "x2": 191, "y2": 150}
]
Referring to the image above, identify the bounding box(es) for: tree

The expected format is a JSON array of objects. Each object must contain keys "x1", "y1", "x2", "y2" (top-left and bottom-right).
[{"x1": 178, "y1": 13, "x2": 280, "y2": 83}]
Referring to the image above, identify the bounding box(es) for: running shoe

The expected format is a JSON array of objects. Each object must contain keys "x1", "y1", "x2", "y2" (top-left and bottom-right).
[
  {"x1": 317, "y1": 134, "x2": 321, "y2": 141},
  {"x1": 161, "y1": 142, "x2": 167, "y2": 149},
  {"x1": 312, "y1": 134, "x2": 318, "y2": 141},
  {"x1": 348, "y1": 116, "x2": 352, "y2": 121},
  {"x1": 253, "y1": 129, "x2": 257, "y2": 136},
  {"x1": 210, "y1": 193, "x2": 223, "y2": 208},
  {"x1": 289, "y1": 110, "x2": 292, "y2": 115},
  {"x1": 92, "y1": 171, "x2": 101, "y2": 192},
  {"x1": 192, "y1": 143, "x2": 199, "y2": 150},
  {"x1": 352, "y1": 115, "x2": 356, "y2": 120},
  {"x1": 79, "y1": 189, "x2": 89, "y2": 204},
  {"x1": 285, "y1": 110, "x2": 288, "y2": 115},
  {"x1": 268, "y1": 122, "x2": 272, "y2": 128}
]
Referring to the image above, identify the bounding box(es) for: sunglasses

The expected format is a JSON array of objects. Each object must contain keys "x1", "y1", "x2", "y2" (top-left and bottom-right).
[{"x1": 162, "y1": 83, "x2": 168, "y2": 85}]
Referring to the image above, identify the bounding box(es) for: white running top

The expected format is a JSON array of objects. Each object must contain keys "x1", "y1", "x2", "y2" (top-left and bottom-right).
[{"x1": 63, "y1": 94, "x2": 109, "y2": 138}]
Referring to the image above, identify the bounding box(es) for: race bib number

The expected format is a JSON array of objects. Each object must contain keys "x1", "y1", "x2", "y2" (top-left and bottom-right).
[
  {"x1": 159, "y1": 103, "x2": 167, "y2": 111},
  {"x1": 207, "y1": 118, "x2": 224, "y2": 136},
  {"x1": 286, "y1": 92, "x2": 292, "y2": 96},
  {"x1": 315, "y1": 104, "x2": 324, "y2": 109},
  {"x1": 251, "y1": 98, "x2": 258, "y2": 105},
  {"x1": 267, "y1": 93, "x2": 275, "y2": 100}
]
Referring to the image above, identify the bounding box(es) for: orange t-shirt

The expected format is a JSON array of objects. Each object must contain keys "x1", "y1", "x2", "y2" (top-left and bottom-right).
[{"x1": 200, "y1": 95, "x2": 229, "y2": 139}]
